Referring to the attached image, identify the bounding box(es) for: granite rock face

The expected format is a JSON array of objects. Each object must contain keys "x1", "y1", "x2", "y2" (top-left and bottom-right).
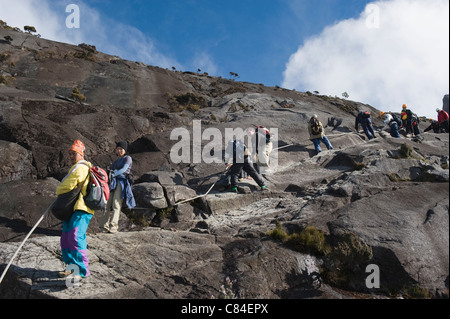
[{"x1": 1, "y1": 27, "x2": 448, "y2": 299}]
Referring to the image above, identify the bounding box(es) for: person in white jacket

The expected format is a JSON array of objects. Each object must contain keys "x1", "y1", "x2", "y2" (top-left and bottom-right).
[{"x1": 380, "y1": 112, "x2": 401, "y2": 138}]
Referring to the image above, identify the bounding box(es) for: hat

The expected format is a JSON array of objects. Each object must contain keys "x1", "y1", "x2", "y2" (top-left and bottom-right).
[
  {"x1": 380, "y1": 111, "x2": 385, "y2": 117},
  {"x1": 402, "y1": 104, "x2": 407, "y2": 109},
  {"x1": 70, "y1": 140, "x2": 85, "y2": 156},
  {"x1": 116, "y1": 141, "x2": 128, "y2": 152},
  {"x1": 436, "y1": 108, "x2": 441, "y2": 112}
]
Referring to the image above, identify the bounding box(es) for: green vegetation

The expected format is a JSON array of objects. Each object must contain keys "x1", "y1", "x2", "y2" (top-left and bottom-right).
[
  {"x1": 229, "y1": 101, "x2": 252, "y2": 113},
  {"x1": 286, "y1": 226, "x2": 331, "y2": 256},
  {"x1": 405, "y1": 285, "x2": 432, "y2": 299},
  {"x1": 125, "y1": 209, "x2": 151, "y2": 228},
  {"x1": 74, "y1": 43, "x2": 98, "y2": 62},
  {"x1": 266, "y1": 221, "x2": 288, "y2": 241},
  {"x1": 0, "y1": 74, "x2": 15, "y2": 86},
  {"x1": 321, "y1": 231, "x2": 373, "y2": 288},
  {"x1": 353, "y1": 161, "x2": 366, "y2": 171},
  {"x1": 398, "y1": 143, "x2": 425, "y2": 161},
  {"x1": 24, "y1": 25, "x2": 37, "y2": 34},
  {"x1": 155, "y1": 206, "x2": 177, "y2": 223},
  {"x1": 168, "y1": 92, "x2": 208, "y2": 113},
  {"x1": 267, "y1": 221, "x2": 373, "y2": 290},
  {"x1": 400, "y1": 143, "x2": 414, "y2": 158},
  {"x1": 267, "y1": 222, "x2": 330, "y2": 255},
  {"x1": 387, "y1": 173, "x2": 409, "y2": 182},
  {"x1": 71, "y1": 88, "x2": 86, "y2": 102}
]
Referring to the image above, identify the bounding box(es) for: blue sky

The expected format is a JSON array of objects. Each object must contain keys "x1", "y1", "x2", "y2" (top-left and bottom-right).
[
  {"x1": 1, "y1": 0, "x2": 449, "y2": 118},
  {"x1": 70, "y1": 0, "x2": 373, "y2": 86}
]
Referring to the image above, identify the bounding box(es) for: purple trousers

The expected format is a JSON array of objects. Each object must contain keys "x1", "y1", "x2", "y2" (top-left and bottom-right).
[{"x1": 61, "y1": 210, "x2": 93, "y2": 277}]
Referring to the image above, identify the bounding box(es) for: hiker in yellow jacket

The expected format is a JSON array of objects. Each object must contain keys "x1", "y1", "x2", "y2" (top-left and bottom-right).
[{"x1": 56, "y1": 140, "x2": 94, "y2": 280}]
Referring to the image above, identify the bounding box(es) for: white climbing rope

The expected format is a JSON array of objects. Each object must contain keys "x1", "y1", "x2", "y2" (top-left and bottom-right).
[
  {"x1": 0, "y1": 201, "x2": 55, "y2": 285},
  {"x1": 174, "y1": 167, "x2": 231, "y2": 206}
]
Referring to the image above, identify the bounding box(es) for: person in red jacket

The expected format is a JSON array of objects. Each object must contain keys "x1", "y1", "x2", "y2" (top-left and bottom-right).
[{"x1": 436, "y1": 108, "x2": 449, "y2": 133}]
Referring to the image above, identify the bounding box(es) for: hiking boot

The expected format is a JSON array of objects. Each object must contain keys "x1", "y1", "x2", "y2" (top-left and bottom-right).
[
  {"x1": 58, "y1": 269, "x2": 74, "y2": 278},
  {"x1": 231, "y1": 187, "x2": 238, "y2": 193},
  {"x1": 261, "y1": 185, "x2": 269, "y2": 191}
]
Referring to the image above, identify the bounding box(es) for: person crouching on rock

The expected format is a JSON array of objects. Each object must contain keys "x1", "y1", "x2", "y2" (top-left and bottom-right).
[
  {"x1": 380, "y1": 112, "x2": 401, "y2": 138},
  {"x1": 99, "y1": 141, "x2": 136, "y2": 233},
  {"x1": 224, "y1": 139, "x2": 269, "y2": 193},
  {"x1": 424, "y1": 118, "x2": 441, "y2": 133},
  {"x1": 57, "y1": 140, "x2": 94, "y2": 280}
]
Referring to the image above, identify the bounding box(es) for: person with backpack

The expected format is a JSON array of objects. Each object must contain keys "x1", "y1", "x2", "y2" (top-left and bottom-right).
[
  {"x1": 411, "y1": 113, "x2": 421, "y2": 136},
  {"x1": 400, "y1": 104, "x2": 415, "y2": 136},
  {"x1": 56, "y1": 140, "x2": 94, "y2": 281},
  {"x1": 224, "y1": 138, "x2": 268, "y2": 193},
  {"x1": 355, "y1": 111, "x2": 376, "y2": 140},
  {"x1": 309, "y1": 115, "x2": 334, "y2": 155},
  {"x1": 380, "y1": 112, "x2": 401, "y2": 138},
  {"x1": 99, "y1": 141, "x2": 136, "y2": 233},
  {"x1": 436, "y1": 108, "x2": 449, "y2": 133}
]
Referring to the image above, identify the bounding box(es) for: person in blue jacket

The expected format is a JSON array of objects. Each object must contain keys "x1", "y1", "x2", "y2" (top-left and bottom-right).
[
  {"x1": 355, "y1": 111, "x2": 376, "y2": 140},
  {"x1": 99, "y1": 141, "x2": 136, "y2": 233}
]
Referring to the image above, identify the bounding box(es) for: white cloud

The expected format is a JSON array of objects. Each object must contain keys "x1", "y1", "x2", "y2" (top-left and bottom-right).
[
  {"x1": 0, "y1": 0, "x2": 67, "y2": 42},
  {"x1": 282, "y1": 0, "x2": 449, "y2": 119},
  {"x1": 0, "y1": 0, "x2": 178, "y2": 69}
]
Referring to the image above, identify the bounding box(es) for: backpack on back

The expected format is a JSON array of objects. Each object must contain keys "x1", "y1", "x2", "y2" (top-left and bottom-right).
[
  {"x1": 391, "y1": 114, "x2": 402, "y2": 126},
  {"x1": 80, "y1": 163, "x2": 110, "y2": 210},
  {"x1": 310, "y1": 118, "x2": 323, "y2": 135},
  {"x1": 362, "y1": 111, "x2": 371, "y2": 119}
]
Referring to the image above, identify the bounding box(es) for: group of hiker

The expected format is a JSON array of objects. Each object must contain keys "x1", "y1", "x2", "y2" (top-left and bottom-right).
[
  {"x1": 220, "y1": 125, "x2": 272, "y2": 193},
  {"x1": 428, "y1": 108, "x2": 450, "y2": 133},
  {"x1": 54, "y1": 104, "x2": 448, "y2": 283},
  {"x1": 311, "y1": 104, "x2": 449, "y2": 153},
  {"x1": 379, "y1": 104, "x2": 450, "y2": 138}
]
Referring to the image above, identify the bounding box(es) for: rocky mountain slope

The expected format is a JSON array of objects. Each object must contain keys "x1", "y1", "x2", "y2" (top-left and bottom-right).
[{"x1": 0, "y1": 26, "x2": 448, "y2": 299}]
